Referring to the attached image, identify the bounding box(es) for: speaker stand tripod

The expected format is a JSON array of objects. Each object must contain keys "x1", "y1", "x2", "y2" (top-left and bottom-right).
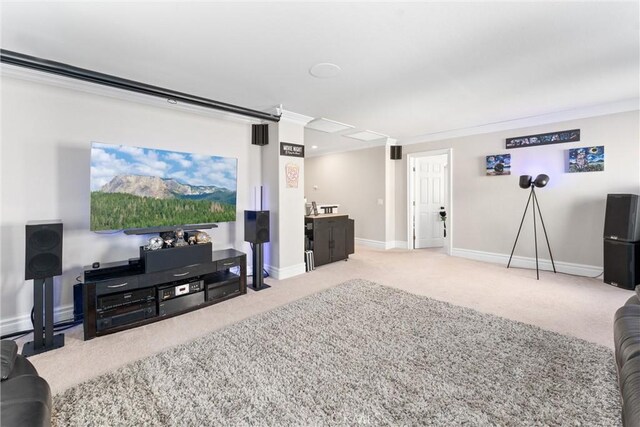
[
  {"x1": 22, "y1": 277, "x2": 65, "y2": 357},
  {"x1": 507, "y1": 186, "x2": 556, "y2": 280},
  {"x1": 250, "y1": 243, "x2": 270, "y2": 291}
]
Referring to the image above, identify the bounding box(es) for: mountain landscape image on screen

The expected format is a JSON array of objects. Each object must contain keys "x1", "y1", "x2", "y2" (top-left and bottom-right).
[{"x1": 90, "y1": 142, "x2": 238, "y2": 231}]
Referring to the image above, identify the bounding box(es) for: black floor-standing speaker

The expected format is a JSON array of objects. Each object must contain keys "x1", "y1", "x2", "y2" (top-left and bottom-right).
[
  {"x1": 244, "y1": 210, "x2": 270, "y2": 290},
  {"x1": 604, "y1": 194, "x2": 640, "y2": 242},
  {"x1": 603, "y1": 240, "x2": 640, "y2": 290},
  {"x1": 23, "y1": 220, "x2": 65, "y2": 356},
  {"x1": 603, "y1": 194, "x2": 640, "y2": 290}
]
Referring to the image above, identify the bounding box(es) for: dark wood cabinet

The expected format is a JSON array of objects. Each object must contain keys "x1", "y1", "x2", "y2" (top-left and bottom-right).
[{"x1": 305, "y1": 214, "x2": 355, "y2": 267}]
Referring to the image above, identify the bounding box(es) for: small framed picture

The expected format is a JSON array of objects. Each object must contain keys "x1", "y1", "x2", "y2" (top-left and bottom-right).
[
  {"x1": 567, "y1": 146, "x2": 604, "y2": 173},
  {"x1": 486, "y1": 154, "x2": 511, "y2": 176},
  {"x1": 311, "y1": 201, "x2": 318, "y2": 216}
]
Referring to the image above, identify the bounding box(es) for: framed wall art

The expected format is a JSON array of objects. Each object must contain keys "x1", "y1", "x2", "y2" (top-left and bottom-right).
[
  {"x1": 486, "y1": 154, "x2": 511, "y2": 176},
  {"x1": 567, "y1": 146, "x2": 604, "y2": 173}
]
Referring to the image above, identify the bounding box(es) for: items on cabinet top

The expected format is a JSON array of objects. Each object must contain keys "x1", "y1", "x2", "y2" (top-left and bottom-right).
[{"x1": 305, "y1": 202, "x2": 340, "y2": 215}]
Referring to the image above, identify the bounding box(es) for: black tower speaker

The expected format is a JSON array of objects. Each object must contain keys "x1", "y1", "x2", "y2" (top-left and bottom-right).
[
  {"x1": 604, "y1": 239, "x2": 640, "y2": 290},
  {"x1": 244, "y1": 210, "x2": 270, "y2": 244},
  {"x1": 23, "y1": 220, "x2": 65, "y2": 356},
  {"x1": 25, "y1": 220, "x2": 63, "y2": 280},
  {"x1": 390, "y1": 145, "x2": 402, "y2": 160},
  {"x1": 251, "y1": 124, "x2": 269, "y2": 146},
  {"x1": 604, "y1": 194, "x2": 640, "y2": 242}
]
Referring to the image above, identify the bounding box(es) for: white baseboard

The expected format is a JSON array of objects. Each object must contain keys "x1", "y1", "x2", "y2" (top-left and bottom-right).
[
  {"x1": 354, "y1": 239, "x2": 408, "y2": 250},
  {"x1": 392, "y1": 241, "x2": 409, "y2": 249},
  {"x1": 266, "y1": 263, "x2": 306, "y2": 280},
  {"x1": 1, "y1": 305, "x2": 75, "y2": 337},
  {"x1": 451, "y1": 248, "x2": 602, "y2": 277},
  {"x1": 354, "y1": 238, "x2": 386, "y2": 250}
]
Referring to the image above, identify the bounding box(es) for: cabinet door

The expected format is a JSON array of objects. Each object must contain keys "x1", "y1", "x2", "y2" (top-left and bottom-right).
[
  {"x1": 330, "y1": 221, "x2": 347, "y2": 262},
  {"x1": 313, "y1": 221, "x2": 331, "y2": 266}
]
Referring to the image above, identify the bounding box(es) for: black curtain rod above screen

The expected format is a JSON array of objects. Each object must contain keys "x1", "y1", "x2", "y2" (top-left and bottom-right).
[{"x1": 0, "y1": 49, "x2": 281, "y2": 123}]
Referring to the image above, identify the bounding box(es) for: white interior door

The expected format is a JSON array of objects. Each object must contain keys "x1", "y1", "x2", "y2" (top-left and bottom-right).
[{"x1": 414, "y1": 154, "x2": 447, "y2": 249}]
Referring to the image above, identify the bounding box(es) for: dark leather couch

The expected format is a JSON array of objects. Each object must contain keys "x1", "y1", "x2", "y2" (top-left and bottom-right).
[
  {"x1": 614, "y1": 286, "x2": 640, "y2": 427},
  {"x1": 0, "y1": 340, "x2": 51, "y2": 427}
]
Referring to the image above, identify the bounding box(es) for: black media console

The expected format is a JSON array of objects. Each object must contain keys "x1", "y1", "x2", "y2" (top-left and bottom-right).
[{"x1": 82, "y1": 248, "x2": 246, "y2": 340}]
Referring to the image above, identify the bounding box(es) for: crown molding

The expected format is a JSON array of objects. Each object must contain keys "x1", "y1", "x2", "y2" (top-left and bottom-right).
[
  {"x1": 399, "y1": 98, "x2": 640, "y2": 146},
  {"x1": 1, "y1": 63, "x2": 266, "y2": 124}
]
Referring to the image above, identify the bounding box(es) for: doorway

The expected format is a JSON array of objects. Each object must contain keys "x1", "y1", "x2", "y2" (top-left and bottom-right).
[{"x1": 407, "y1": 149, "x2": 453, "y2": 254}]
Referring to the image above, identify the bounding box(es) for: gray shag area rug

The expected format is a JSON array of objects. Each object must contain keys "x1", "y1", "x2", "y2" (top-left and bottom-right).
[{"x1": 53, "y1": 279, "x2": 622, "y2": 426}]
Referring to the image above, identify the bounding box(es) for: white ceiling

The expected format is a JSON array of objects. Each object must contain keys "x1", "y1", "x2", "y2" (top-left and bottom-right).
[{"x1": 1, "y1": 2, "x2": 638, "y2": 157}]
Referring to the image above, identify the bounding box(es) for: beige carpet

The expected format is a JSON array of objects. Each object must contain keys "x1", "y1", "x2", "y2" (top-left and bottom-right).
[
  {"x1": 16, "y1": 246, "x2": 632, "y2": 395},
  {"x1": 51, "y1": 280, "x2": 622, "y2": 426}
]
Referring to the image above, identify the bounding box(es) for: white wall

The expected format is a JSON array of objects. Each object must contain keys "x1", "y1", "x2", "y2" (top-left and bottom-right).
[
  {"x1": 261, "y1": 118, "x2": 307, "y2": 279},
  {"x1": 397, "y1": 111, "x2": 640, "y2": 268},
  {"x1": 305, "y1": 146, "x2": 386, "y2": 245},
  {"x1": 0, "y1": 76, "x2": 262, "y2": 334}
]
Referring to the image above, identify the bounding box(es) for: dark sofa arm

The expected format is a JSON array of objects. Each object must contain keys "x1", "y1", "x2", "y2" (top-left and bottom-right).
[
  {"x1": 0, "y1": 341, "x2": 52, "y2": 427},
  {"x1": 616, "y1": 291, "x2": 640, "y2": 427},
  {"x1": 1, "y1": 340, "x2": 18, "y2": 379}
]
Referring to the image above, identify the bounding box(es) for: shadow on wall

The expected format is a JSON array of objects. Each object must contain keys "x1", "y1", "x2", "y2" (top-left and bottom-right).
[
  {"x1": 554, "y1": 197, "x2": 606, "y2": 263},
  {"x1": 57, "y1": 142, "x2": 91, "y2": 232}
]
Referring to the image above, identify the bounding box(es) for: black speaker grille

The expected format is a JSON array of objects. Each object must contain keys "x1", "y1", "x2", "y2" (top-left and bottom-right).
[
  {"x1": 390, "y1": 146, "x2": 402, "y2": 160},
  {"x1": 604, "y1": 194, "x2": 640, "y2": 242},
  {"x1": 25, "y1": 221, "x2": 63, "y2": 280},
  {"x1": 244, "y1": 210, "x2": 270, "y2": 243},
  {"x1": 29, "y1": 229, "x2": 61, "y2": 251},
  {"x1": 257, "y1": 229, "x2": 270, "y2": 242},
  {"x1": 257, "y1": 215, "x2": 269, "y2": 228},
  {"x1": 28, "y1": 253, "x2": 61, "y2": 276},
  {"x1": 251, "y1": 124, "x2": 269, "y2": 146},
  {"x1": 604, "y1": 240, "x2": 639, "y2": 289}
]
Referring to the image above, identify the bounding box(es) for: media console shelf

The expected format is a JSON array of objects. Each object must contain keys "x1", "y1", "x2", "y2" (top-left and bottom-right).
[{"x1": 82, "y1": 249, "x2": 246, "y2": 340}]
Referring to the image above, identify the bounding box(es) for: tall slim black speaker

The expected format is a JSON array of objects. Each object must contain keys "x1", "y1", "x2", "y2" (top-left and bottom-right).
[
  {"x1": 604, "y1": 194, "x2": 640, "y2": 242},
  {"x1": 251, "y1": 124, "x2": 269, "y2": 146},
  {"x1": 604, "y1": 239, "x2": 640, "y2": 290},
  {"x1": 23, "y1": 220, "x2": 65, "y2": 356}
]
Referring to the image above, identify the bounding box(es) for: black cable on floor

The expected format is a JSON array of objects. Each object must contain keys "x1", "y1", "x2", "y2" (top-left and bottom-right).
[
  {"x1": 1, "y1": 317, "x2": 82, "y2": 340},
  {"x1": 509, "y1": 266, "x2": 604, "y2": 279}
]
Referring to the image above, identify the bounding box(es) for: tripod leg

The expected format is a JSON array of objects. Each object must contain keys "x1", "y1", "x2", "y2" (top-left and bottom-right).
[
  {"x1": 533, "y1": 190, "x2": 556, "y2": 273},
  {"x1": 533, "y1": 188, "x2": 539, "y2": 280},
  {"x1": 508, "y1": 188, "x2": 533, "y2": 268}
]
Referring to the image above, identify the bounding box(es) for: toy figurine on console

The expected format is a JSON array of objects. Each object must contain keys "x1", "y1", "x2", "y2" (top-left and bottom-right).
[
  {"x1": 146, "y1": 236, "x2": 164, "y2": 251},
  {"x1": 195, "y1": 231, "x2": 211, "y2": 244},
  {"x1": 173, "y1": 228, "x2": 188, "y2": 247},
  {"x1": 146, "y1": 229, "x2": 211, "y2": 250}
]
